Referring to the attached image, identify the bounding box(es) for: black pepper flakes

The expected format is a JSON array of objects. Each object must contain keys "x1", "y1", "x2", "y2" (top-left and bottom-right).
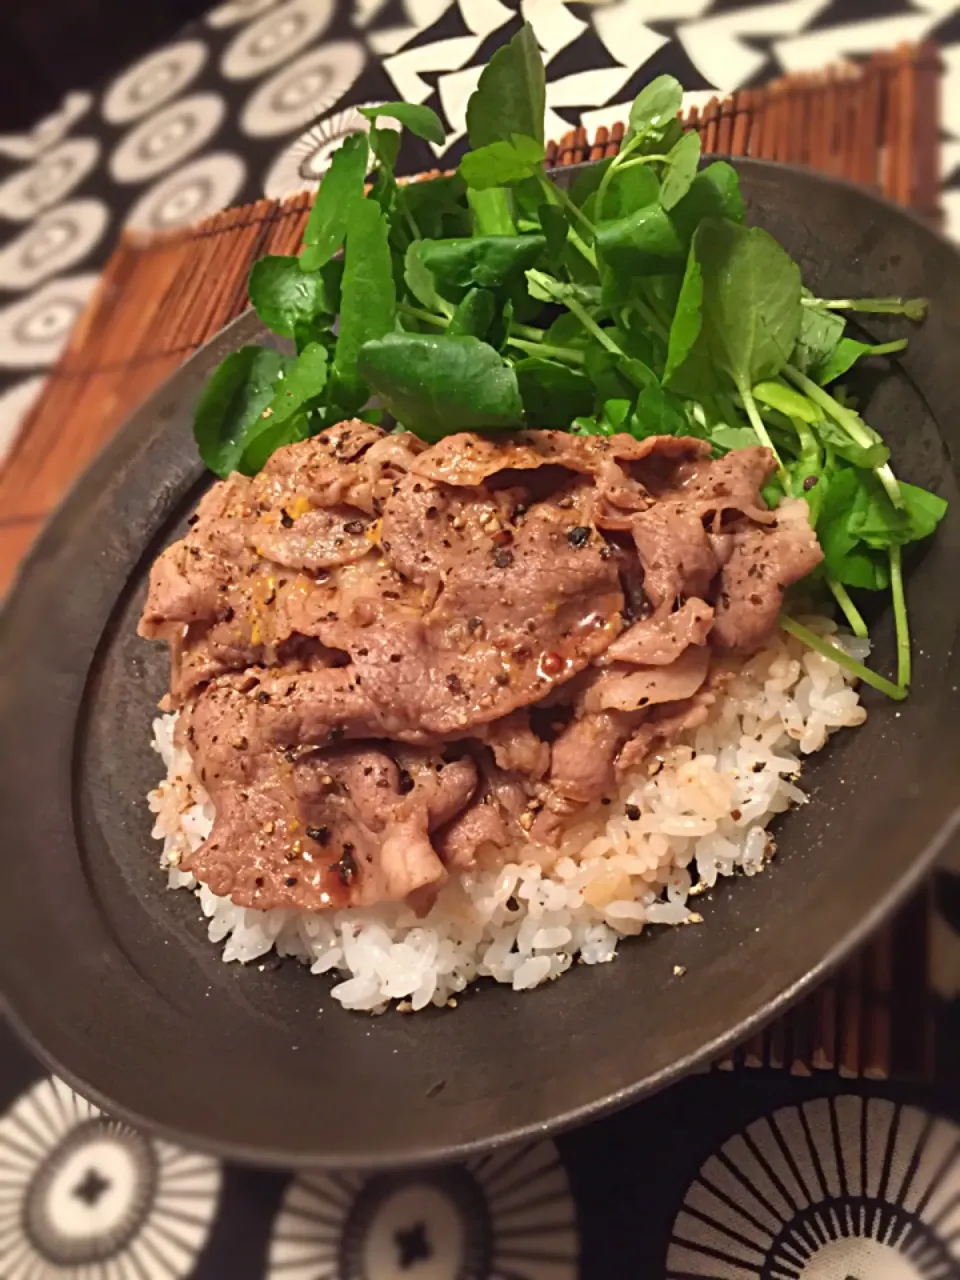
[
  {"x1": 285, "y1": 876, "x2": 298, "y2": 887},
  {"x1": 567, "y1": 525, "x2": 591, "y2": 548},
  {"x1": 223, "y1": 606, "x2": 235, "y2": 622},
  {"x1": 446, "y1": 673, "x2": 463, "y2": 694},
  {"x1": 803, "y1": 475, "x2": 818, "y2": 491},
  {"x1": 492, "y1": 548, "x2": 514, "y2": 569},
  {"x1": 506, "y1": 896, "x2": 519, "y2": 911},
  {"x1": 280, "y1": 509, "x2": 294, "y2": 528},
  {"x1": 306, "y1": 826, "x2": 331, "y2": 846},
  {"x1": 256, "y1": 690, "x2": 270, "y2": 704},
  {"x1": 467, "y1": 617, "x2": 482, "y2": 633},
  {"x1": 397, "y1": 768, "x2": 415, "y2": 795},
  {"x1": 344, "y1": 519, "x2": 366, "y2": 535},
  {"x1": 332, "y1": 845, "x2": 358, "y2": 886},
  {"x1": 390, "y1": 653, "x2": 402, "y2": 663},
  {"x1": 625, "y1": 803, "x2": 641, "y2": 821},
  {"x1": 329, "y1": 725, "x2": 345, "y2": 742}
]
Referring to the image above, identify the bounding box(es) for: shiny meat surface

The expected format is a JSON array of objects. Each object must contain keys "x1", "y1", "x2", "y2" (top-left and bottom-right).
[{"x1": 141, "y1": 424, "x2": 822, "y2": 909}]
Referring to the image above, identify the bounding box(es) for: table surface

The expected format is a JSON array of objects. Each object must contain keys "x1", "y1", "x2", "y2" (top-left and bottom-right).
[{"x1": 2, "y1": 2, "x2": 960, "y2": 1277}]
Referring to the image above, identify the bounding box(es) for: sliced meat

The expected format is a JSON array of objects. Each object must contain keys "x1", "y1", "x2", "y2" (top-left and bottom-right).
[
  {"x1": 249, "y1": 505, "x2": 374, "y2": 573},
  {"x1": 435, "y1": 761, "x2": 527, "y2": 869},
  {"x1": 181, "y1": 742, "x2": 478, "y2": 911},
  {"x1": 713, "y1": 498, "x2": 823, "y2": 651},
  {"x1": 143, "y1": 424, "x2": 826, "y2": 912},
  {"x1": 629, "y1": 502, "x2": 719, "y2": 614},
  {"x1": 604, "y1": 599, "x2": 714, "y2": 666},
  {"x1": 475, "y1": 711, "x2": 550, "y2": 780},
  {"x1": 411, "y1": 429, "x2": 707, "y2": 489},
  {"x1": 585, "y1": 644, "x2": 710, "y2": 713},
  {"x1": 671, "y1": 446, "x2": 777, "y2": 527},
  {"x1": 616, "y1": 691, "x2": 717, "y2": 775}
]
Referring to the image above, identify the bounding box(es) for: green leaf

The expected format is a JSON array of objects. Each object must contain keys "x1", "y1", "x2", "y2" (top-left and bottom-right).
[
  {"x1": 752, "y1": 380, "x2": 819, "y2": 423},
  {"x1": 525, "y1": 267, "x2": 600, "y2": 309},
  {"x1": 466, "y1": 22, "x2": 545, "y2": 148},
  {"x1": 369, "y1": 125, "x2": 401, "y2": 172},
  {"x1": 663, "y1": 244, "x2": 714, "y2": 394},
  {"x1": 248, "y1": 255, "x2": 332, "y2": 338},
  {"x1": 402, "y1": 174, "x2": 472, "y2": 240},
  {"x1": 817, "y1": 416, "x2": 889, "y2": 469},
  {"x1": 596, "y1": 204, "x2": 685, "y2": 279},
  {"x1": 357, "y1": 332, "x2": 525, "y2": 438},
  {"x1": 676, "y1": 161, "x2": 745, "y2": 227},
  {"x1": 328, "y1": 197, "x2": 396, "y2": 413},
  {"x1": 514, "y1": 357, "x2": 595, "y2": 428},
  {"x1": 193, "y1": 346, "x2": 289, "y2": 478},
  {"x1": 239, "y1": 413, "x2": 310, "y2": 476},
  {"x1": 815, "y1": 336, "x2": 908, "y2": 385},
  {"x1": 300, "y1": 132, "x2": 369, "y2": 272},
  {"x1": 588, "y1": 163, "x2": 659, "y2": 223},
  {"x1": 544, "y1": 311, "x2": 590, "y2": 349},
  {"x1": 446, "y1": 287, "x2": 496, "y2": 338},
  {"x1": 467, "y1": 186, "x2": 516, "y2": 235},
  {"x1": 666, "y1": 218, "x2": 802, "y2": 399},
  {"x1": 358, "y1": 101, "x2": 445, "y2": 145},
  {"x1": 630, "y1": 382, "x2": 690, "y2": 437},
  {"x1": 659, "y1": 131, "x2": 701, "y2": 212},
  {"x1": 792, "y1": 303, "x2": 844, "y2": 376},
  {"x1": 711, "y1": 425, "x2": 759, "y2": 453},
  {"x1": 267, "y1": 343, "x2": 329, "y2": 424},
  {"x1": 459, "y1": 135, "x2": 544, "y2": 190},
  {"x1": 420, "y1": 234, "x2": 547, "y2": 298},
  {"x1": 538, "y1": 203, "x2": 569, "y2": 263},
  {"x1": 628, "y1": 75, "x2": 683, "y2": 140},
  {"x1": 900, "y1": 482, "x2": 948, "y2": 542},
  {"x1": 404, "y1": 241, "x2": 449, "y2": 313}
]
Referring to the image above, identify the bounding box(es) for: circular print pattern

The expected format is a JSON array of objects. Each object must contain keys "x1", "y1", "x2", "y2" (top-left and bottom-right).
[
  {"x1": 0, "y1": 1075, "x2": 221, "y2": 1279},
  {"x1": 667, "y1": 1095, "x2": 960, "y2": 1278},
  {"x1": 266, "y1": 1139, "x2": 577, "y2": 1278},
  {"x1": 207, "y1": 0, "x2": 279, "y2": 27},
  {"x1": 0, "y1": 138, "x2": 100, "y2": 223},
  {"x1": 240, "y1": 41, "x2": 366, "y2": 139},
  {"x1": 0, "y1": 198, "x2": 109, "y2": 291},
  {"x1": 101, "y1": 40, "x2": 208, "y2": 126},
  {"x1": 0, "y1": 273, "x2": 100, "y2": 368},
  {"x1": 124, "y1": 152, "x2": 247, "y2": 233},
  {"x1": 109, "y1": 93, "x2": 226, "y2": 184},
  {"x1": 263, "y1": 104, "x2": 399, "y2": 198},
  {"x1": 221, "y1": 0, "x2": 335, "y2": 80}
]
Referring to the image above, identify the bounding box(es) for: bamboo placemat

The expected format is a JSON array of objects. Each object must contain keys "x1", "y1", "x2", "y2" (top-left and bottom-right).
[{"x1": 0, "y1": 42, "x2": 944, "y2": 1079}]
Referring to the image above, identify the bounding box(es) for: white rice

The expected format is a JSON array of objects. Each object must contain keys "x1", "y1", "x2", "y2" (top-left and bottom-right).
[{"x1": 147, "y1": 617, "x2": 869, "y2": 1013}]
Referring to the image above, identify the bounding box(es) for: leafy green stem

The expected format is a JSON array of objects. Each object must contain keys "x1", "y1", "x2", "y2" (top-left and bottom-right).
[
  {"x1": 629, "y1": 293, "x2": 669, "y2": 344},
  {"x1": 740, "y1": 385, "x2": 786, "y2": 478},
  {"x1": 564, "y1": 297, "x2": 620, "y2": 356},
  {"x1": 536, "y1": 170, "x2": 595, "y2": 238},
  {"x1": 594, "y1": 131, "x2": 646, "y2": 221},
  {"x1": 827, "y1": 577, "x2": 868, "y2": 638},
  {"x1": 398, "y1": 301, "x2": 447, "y2": 328},
  {"x1": 504, "y1": 335, "x2": 585, "y2": 364},
  {"x1": 783, "y1": 363, "x2": 904, "y2": 509},
  {"x1": 779, "y1": 615, "x2": 906, "y2": 700},
  {"x1": 890, "y1": 543, "x2": 911, "y2": 689},
  {"x1": 802, "y1": 295, "x2": 928, "y2": 321}
]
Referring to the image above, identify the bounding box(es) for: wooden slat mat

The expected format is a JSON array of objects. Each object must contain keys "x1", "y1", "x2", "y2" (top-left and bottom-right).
[{"x1": 0, "y1": 42, "x2": 943, "y2": 1078}]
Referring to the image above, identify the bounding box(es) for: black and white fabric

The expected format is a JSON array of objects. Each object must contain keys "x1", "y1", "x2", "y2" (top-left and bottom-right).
[
  {"x1": 4, "y1": 1014, "x2": 960, "y2": 1277},
  {"x1": 0, "y1": 0, "x2": 957, "y2": 458}
]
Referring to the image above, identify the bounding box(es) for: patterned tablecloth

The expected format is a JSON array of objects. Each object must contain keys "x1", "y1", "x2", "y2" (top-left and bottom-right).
[{"x1": 2, "y1": 1, "x2": 960, "y2": 1276}]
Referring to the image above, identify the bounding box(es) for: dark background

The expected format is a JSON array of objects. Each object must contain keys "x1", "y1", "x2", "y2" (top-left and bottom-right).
[{"x1": 0, "y1": 1, "x2": 212, "y2": 130}]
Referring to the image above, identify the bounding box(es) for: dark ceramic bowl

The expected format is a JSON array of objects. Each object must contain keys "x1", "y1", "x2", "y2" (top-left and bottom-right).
[{"x1": 1, "y1": 160, "x2": 959, "y2": 1170}]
